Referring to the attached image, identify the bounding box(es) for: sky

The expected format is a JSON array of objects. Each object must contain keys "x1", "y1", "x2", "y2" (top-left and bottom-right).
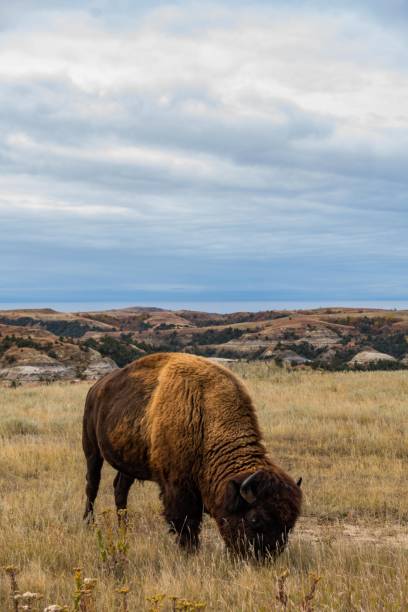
[{"x1": 1, "y1": 1, "x2": 407, "y2": 309}]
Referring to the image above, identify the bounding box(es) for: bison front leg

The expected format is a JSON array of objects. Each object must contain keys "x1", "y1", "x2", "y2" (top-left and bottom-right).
[
  {"x1": 113, "y1": 472, "x2": 135, "y2": 522},
  {"x1": 162, "y1": 483, "x2": 203, "y2": 551}
]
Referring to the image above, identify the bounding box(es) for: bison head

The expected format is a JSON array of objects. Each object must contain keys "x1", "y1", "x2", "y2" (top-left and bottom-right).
[{"x1": 215, "y1": 469, "x2": 302, "y2": 560}]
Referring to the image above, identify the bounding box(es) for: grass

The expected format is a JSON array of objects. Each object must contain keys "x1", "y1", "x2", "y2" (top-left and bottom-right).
[{"x1": 1, "y1": 364, "x2": 408, "y2": 610}]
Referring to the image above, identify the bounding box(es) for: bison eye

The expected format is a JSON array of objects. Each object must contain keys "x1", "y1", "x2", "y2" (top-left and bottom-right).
[{"x1": 248, "y1": 515, "x2": 261, "y2": 529}]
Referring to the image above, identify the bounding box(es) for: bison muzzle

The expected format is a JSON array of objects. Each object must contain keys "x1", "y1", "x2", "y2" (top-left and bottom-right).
[{"x1": 82, "y1": 353, "x2": 302, "y2": 559}]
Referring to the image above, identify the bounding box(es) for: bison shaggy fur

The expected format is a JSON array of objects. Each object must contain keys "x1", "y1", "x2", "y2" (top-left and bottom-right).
[{"x1": 82, "y1": 353, "x2": 302, "y2": 558}]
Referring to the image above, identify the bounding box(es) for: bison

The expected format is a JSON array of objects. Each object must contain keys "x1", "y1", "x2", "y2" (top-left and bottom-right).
[{"x1": 82, "y1": 353, "x2": 302, "y2": 559}]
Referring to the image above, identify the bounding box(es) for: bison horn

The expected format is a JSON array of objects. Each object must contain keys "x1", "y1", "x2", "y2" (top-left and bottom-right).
[
  {"x1": 297, "y1": 477, "x2": 302, "y2": 488},
  {"x1": 240, "y1": 471, "x2": 263, "y2": 504}
]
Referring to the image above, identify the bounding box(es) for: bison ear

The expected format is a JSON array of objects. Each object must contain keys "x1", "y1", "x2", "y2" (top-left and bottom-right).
[
  {"x1": 224, "y1": 479, "x2": 246, "y2": 513},
  {"x1": 297, "y1": 477, "x2": 302, "y2": 488}
]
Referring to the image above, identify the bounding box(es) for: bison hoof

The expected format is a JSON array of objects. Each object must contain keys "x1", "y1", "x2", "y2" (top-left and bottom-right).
[{"x1": 83, "y1": 511, "x2": 95, "y2": 525}]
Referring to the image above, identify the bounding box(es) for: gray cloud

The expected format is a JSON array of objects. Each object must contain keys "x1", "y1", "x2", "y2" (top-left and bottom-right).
[{"x1": 0, "y1": 1, "x2": 407, "y2": 305}]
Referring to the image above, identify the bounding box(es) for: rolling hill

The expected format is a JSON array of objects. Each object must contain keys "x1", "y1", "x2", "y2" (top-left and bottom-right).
[{"x1": 1, "y1": 306, "x2": 407, "y2": 382}]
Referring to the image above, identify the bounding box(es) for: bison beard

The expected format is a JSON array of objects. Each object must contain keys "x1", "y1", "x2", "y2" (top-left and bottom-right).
[{"x1": 82, "y1": 353, "x2": 302, "y2": 559}]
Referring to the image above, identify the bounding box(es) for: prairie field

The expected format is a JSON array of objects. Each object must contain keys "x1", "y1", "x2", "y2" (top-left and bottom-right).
[{"x1": 0, "y1": 363, "x2": 408, "y2": 611}]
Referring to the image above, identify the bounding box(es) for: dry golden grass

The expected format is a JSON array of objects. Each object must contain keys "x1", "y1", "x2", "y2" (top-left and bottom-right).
[{"x1": 1, "y1": 364, "x2": 408, "y2": 610}]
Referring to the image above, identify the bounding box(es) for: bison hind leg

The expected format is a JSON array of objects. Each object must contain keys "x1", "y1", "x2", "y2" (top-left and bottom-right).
[
  {"x1": 83, "y1": 453, "x2": 104, "y2": 523},
  {"x1": 162, "y1": 482, "x2": 203, "y2": 552}
]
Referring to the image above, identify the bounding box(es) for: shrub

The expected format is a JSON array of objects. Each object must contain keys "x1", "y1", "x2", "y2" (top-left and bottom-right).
[
  {"x1": 191, "y1": 327, "x2": 245, "y2": 345},
  {"x1": 84, "y1": 336, "x2": 143, "y2": 368}
]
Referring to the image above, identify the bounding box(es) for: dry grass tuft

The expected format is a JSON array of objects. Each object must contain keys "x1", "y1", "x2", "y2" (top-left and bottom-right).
[{"x1": 1, "y1": 365, "x2": 408, "y2": 610}]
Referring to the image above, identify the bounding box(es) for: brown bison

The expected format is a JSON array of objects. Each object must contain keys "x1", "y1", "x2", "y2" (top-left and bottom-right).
[{"x1": 82, "y1": 353, "x2": 302, "y2": 558}]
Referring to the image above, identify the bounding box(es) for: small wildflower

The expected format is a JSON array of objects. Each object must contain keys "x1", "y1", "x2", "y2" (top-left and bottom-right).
[
  {"x1": 72, "y1": 567, "x2": 83, "y2": 612},
  {"x1": 20, "y1": 591, "x2": 42, "y2": 600},
  {"x1": 73, "y1": 567, "x2": 82, "y2": 584},
  {"x1": 116, "y1": 585, "x2": 130, "y2": 612},
  {"x1": 146, "y1": 593, "x2": 166, "y2": 612},
  {"x1": 83, "y1": 578, "x2": 97, "y2": 590},
  {"x1": 116, "y1": 586, "x2": 130, "y2": 594},
  {"x1": 146, "y1": 594, "x2": 166, "y2": 604}
]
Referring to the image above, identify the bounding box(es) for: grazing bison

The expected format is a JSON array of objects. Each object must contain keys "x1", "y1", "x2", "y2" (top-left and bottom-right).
[{"x1": 82, "y1": 353, "x2": 302, "y2": 558}]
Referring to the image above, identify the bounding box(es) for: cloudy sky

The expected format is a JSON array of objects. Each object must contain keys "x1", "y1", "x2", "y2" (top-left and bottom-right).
[{"x1": 1, "y1": 1, "x2": 407, "y2": 309}]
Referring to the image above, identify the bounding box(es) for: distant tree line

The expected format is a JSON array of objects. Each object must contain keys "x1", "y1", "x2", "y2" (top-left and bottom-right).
[
  {"x1": 83, "y1": 336, "x2": 142, "y2": 368},
  {"x1": 0, "y1": 334, "x2": 52, "y2": 356},
  {"x1": 83, "y1": 334, "x2": 172, "y2": 368},
  {"x1": 191, "y1": 327, "x2": 246, "y2": 345}
]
